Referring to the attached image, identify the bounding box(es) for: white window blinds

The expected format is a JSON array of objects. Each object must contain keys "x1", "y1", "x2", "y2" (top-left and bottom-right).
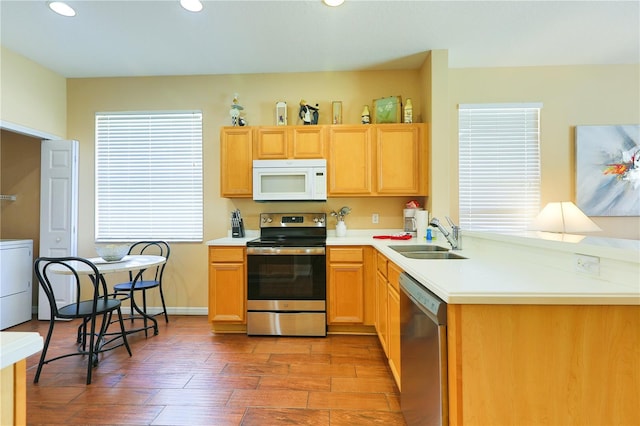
[
  {"x1": 458, "y1": 103, "x2": 541, "y2": 232},
  {"x1": 95, "y1": 111, "x2": 203, "y2": 242}
]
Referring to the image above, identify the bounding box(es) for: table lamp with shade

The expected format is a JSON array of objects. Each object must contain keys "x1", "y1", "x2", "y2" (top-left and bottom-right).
[{"x1": 528, "y1": 201, "x2": 601, "y2": 242}]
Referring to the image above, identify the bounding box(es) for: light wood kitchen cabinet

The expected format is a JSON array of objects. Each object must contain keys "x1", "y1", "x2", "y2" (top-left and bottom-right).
[
  {"x1": 327, "y1": 126, "x2": 373, "y2": 195},
  {"x1": 1, "y1": 360, "x2": 26, "y2": 425},
  {"x1": 1, "y1": 332, "x2": 41, "y2": 426},
  {"x1": 220, "y1": 127, "x2": 253, "y2": 197},
  {"x1": 375, "y1": 251, "x2": 402, "y2": 388},
  {"x1": 254, "y1": 127, "x2": 287, "y2": 159},
  {"x1": 375, "y1": 252, "x2": 389, "y2": 355},
  {"x1": 376, "y1": 124, "x2": 427, "y2": 195},
  {"x1": 208, "y1": 246, "x2": 246, "y2": 328},
  {"x1": 254, "y1": 126, "x2": 326, "y2": 159},
  {"x1": 221, "y1": 123, "x2": 426, "y2": 198},
  {"x1": 327, "y1": 247, "x2": 366, "y2": 324},
  {"x1": 291, "y1": 126, "x2": 326, "y2": 158},
  {"x1": 386, "y1": 261, "x2": 402, "y2": 388},
  {"x1": 327, "y1": 123, "x2": 427, "y2": 197},
  {"x1": 447, "y1": 304, "x2": 640, "y2": 426}
]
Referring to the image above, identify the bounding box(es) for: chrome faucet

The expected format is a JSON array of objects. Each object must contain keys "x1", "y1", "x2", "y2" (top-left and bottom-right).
[{"x1": 429, "y1": 216, "x2": 461, "y2": 250}]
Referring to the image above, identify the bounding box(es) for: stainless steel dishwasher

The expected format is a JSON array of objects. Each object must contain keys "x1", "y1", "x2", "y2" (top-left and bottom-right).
[{"x1": 400, "y1": 272, "x2": 448, "y2": 426}]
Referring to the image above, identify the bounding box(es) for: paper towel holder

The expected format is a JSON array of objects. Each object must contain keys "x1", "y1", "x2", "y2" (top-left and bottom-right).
[{"x1": 415, "y1": 209, "x2": 429, "y2": 241}]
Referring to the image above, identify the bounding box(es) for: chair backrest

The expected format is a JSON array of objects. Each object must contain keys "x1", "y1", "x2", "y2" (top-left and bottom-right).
[
  {"x1": 34, "y1": 257, "x2": 107, "y2": 318},
  {"x1": 127, "y1": 241, "x2": 170, "y2": 283}
]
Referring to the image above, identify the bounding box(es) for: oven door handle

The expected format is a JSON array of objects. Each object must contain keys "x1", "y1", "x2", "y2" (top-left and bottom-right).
[{"x1": 247, "y1": 247, "x2": 325, "y2": 255}]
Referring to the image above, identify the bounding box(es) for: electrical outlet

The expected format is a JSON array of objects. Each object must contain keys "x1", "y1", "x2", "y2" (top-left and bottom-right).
[
  {"x1": 575, "y1": 254, "x2": 600, "y2": 276},
  {"x1": 372, "y1": 213, "x2": 379, "y2": 224}
]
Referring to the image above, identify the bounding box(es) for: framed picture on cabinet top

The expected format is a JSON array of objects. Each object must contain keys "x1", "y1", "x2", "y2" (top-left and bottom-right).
[
  {"x1": 332, "y1": 101, "x2": 342, "y2": 124},
  {"x1": 276, "y1": 101, "x2": 287, "y2": 125},
  {"x1": 372, "y1": 96, "x2": 402, "y2": 124}
]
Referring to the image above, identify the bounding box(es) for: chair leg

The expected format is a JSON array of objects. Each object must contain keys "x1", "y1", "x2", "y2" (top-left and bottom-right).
[
  {"x1": 158, "y1": 285, "x2": 169, "y2": 323},
  {"x1": 34, "y1": 318, "x2": 56, "y2": 383},
  {"x1": 130, "y1": 296, "x2": 135, "y2": 322},
  {"x1": 142, "y1": 290, "x2": 148, "y2": 337},
  {"x1": 115, "y1": 307, "x2": 132, "y2": 356},
  {"x1": 86, "y1": 315, "x2": 98, "y2": 385}
]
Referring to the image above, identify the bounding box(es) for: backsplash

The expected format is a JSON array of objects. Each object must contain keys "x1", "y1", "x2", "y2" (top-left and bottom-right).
[{"x1": 230, "y1": 197, "x2": 426, "y2": 231}]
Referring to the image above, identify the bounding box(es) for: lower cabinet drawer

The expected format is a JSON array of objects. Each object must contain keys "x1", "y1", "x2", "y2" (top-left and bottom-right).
[
  {"x1": 209, "y1": 246, "x2": 245, "y2": 262},
  {"x1": 329, "y1": 247, "x2": 364, "y2": 262},
  {"x1": 247, "y1": 312, "x2": 326, "y2": 336}
]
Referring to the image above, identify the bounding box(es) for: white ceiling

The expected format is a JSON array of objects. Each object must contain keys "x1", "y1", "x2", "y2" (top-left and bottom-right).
[{"x1": 1, "y1": 0, "x2": 638, "y2": 79}]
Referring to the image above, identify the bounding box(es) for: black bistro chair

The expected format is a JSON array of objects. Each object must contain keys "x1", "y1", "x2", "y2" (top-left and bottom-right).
[
  {"x1": 34, "y1": 256, "x2": 132, "y2": 385},
  {"x1": 112, "y1": 241, "x2": 170, "y2": 332}
]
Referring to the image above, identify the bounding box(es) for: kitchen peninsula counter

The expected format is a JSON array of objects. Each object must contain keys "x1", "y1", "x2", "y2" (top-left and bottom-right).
[
  {"x1": 329, "y1": 230, "x2": 638, "y2": 425},
  {"x1": 207, "y1": 230, "x2": 639, "y2": 425},
  {"x1": 208, "y1": 230, "x2": 640, "y2": 305}
]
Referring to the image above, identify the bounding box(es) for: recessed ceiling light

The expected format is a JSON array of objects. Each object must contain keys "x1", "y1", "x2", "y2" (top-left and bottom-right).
[
  {"x1": 180, "y1": 0, "x2": 203, "y2": 12},
  {"x1": 323, "y1": 0, "x2": 345, "y2": 6},
  {"x1": 48, "y1": 1, "x2": 76, "y2": 17}
]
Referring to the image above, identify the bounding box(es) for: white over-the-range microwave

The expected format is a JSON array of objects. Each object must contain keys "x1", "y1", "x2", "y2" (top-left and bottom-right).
[{"x1": 252, "y1": 159, "x2": 327, "y2": 201}]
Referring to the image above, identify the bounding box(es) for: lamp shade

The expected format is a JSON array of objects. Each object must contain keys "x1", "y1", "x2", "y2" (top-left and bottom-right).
[
  {"x1": 180, "y1": 0, "x2": 203, "y2": 12},
  {"x1": 48, "y1": 1, "x2": 76, "y2": 17},
  {"x1": 529, "y1": 202, "x2": 602, "y2": 233}
]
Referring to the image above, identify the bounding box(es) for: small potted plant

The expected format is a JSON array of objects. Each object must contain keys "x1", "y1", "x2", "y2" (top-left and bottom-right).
[{"x1": 330, "y1": 206, "x2": 351, "y2": 237}]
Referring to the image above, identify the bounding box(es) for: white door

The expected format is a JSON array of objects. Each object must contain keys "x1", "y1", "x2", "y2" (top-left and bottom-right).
[{"x1": 38, "y1": 140, "x2": 79, "y2": 320}]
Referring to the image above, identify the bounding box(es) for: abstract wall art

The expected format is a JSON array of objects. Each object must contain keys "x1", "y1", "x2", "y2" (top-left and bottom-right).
[{"x1": 576, "y1": 125, "x2": 640, "y2": 217}]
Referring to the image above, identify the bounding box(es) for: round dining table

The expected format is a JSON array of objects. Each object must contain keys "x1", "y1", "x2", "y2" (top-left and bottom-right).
[{"x1": 49, "y1": 254, "x2": 167, "y2": 336}]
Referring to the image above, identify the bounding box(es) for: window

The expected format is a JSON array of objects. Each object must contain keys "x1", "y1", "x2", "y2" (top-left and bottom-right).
[
  {"x1": 458, "y1": 103, "x2": 541, "y2": 232},
  {"x1": 95, "y1": 111, "x2": 203, "y2": 242}
]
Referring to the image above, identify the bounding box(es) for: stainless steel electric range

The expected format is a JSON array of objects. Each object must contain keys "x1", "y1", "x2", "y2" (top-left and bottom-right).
[{"x1": 246, "y1": 212, "x2": 327, "y2": 337}]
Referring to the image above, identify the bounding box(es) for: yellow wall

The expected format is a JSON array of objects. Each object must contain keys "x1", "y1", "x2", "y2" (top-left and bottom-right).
[
  {"x1": 0, "y1": 47, "x2": 67, "y2": 138},
  {"x1": 0, "y1": 130, "x2": 41, "y2": 243},
  {"x1": 446, "y1": 64, "x2": 640, "y2": 239},
  {"x1": 66, "y1": 71, "x2": 424, "y2": 309},
  {"x1": 424, "y1": 50, "x2": 451, "y2": 220}
]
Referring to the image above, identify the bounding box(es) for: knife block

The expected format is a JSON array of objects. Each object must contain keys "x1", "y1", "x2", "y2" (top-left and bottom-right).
[{"x1": 232, "y1": 219, "x2": 245, "y2": 238}]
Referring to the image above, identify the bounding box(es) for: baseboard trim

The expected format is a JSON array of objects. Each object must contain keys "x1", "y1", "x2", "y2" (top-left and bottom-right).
[{"x1": 32, "y1": 306, "x2": 208, "y2": 316}]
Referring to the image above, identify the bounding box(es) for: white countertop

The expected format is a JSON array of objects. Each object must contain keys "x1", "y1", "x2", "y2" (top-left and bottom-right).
[
  {"x1": 0, "y1": 332, "x2": 43, "y2": 369},
  {"x1": 206, "y1": 229, "x2": 640, "y2": 306}
]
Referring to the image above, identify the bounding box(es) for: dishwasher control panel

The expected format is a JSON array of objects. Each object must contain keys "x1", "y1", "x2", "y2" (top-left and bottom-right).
[{"x1": 399, "y1": 272, "x2": 447, "y2": 325}]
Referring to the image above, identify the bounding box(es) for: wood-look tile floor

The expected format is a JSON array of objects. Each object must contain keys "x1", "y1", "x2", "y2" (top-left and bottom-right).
[{"x1": 8, "y1": 315, "x2": 407, "y2": 425}]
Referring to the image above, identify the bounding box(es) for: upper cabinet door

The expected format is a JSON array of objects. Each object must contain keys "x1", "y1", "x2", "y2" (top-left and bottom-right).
[
  {"x1": 254, "y1": 127, "x2": 288, "y2": 159},
  {"x1": 220, "y1": 127, "x2": 253, "y2": 197},
  {"x1": 254, "y1": 126, "x2": 326, "y2": 159},
  {"x1": 376, "y1": 124, "x2": 427, "y2": 195},
  {"x1": 291, "y1": 126, "x2": 326, "y2": 158},
  {"x1": 328, "y1": 126, "x2": 373, "y2": 195}
]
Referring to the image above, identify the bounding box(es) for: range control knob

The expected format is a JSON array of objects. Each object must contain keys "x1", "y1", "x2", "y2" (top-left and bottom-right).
[{"x1": 262, "y1": 216, "x2": 273, "y2": 223}]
